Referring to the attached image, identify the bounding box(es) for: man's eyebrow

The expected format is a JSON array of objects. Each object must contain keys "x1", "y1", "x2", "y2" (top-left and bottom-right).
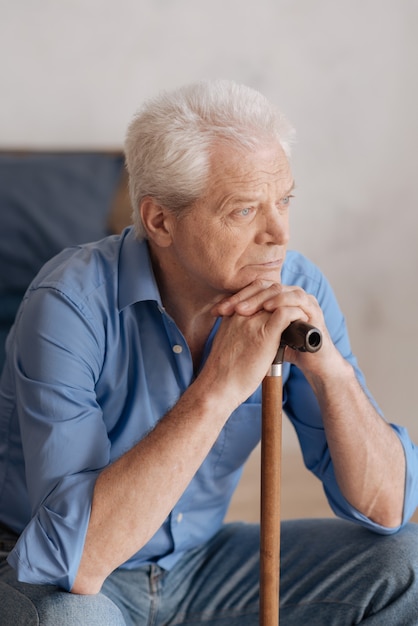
[{"x1": 220, "y1": 180, "x2": 296, "y2": 209}]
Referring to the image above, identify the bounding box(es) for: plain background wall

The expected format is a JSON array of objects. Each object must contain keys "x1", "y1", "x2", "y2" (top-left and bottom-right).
[{"x1": 1, "y1": 0, "x2": 417, "y2": 443}]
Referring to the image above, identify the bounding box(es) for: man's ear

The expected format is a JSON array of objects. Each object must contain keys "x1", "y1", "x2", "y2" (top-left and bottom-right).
[{"x1": 140, "y1": 197, "x2": 173, "y2": 247}]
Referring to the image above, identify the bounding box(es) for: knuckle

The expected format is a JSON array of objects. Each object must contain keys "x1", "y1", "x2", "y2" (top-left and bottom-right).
[
  {"x1": 293, "y1": 286, "x2": 305, "y2": 297},
  {"x1": 253, "y1": 278, "x2": 270, "y2": 289},
  {"x1": 307, "y1": 294, "x2": 318, "y2": 309}
]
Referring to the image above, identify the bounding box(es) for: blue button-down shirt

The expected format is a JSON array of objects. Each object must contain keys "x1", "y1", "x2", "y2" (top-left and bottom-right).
[{"x1": 1, "y1": 226, "x2": 417, "y2": 591}]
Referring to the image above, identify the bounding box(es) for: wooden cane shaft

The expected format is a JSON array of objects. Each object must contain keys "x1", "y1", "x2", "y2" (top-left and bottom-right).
[{"x1": 260, "y1": 375, "x2": 282, "y2": 626}]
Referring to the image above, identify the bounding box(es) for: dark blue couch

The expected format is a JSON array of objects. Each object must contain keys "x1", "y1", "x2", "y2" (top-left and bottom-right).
[{"x1": 0, "y1": 152, "x2": 128, "y2": 372}]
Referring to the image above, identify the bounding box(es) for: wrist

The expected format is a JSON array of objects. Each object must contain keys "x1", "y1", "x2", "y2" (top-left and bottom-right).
[
  {"x1": 191, "y1": 369, "x2": 243, "y2": 418},
  {"x1": 304, "y1": 352, "x2": 354, "y2": 395}
]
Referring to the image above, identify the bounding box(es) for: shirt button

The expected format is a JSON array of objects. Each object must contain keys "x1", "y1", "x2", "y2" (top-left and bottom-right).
[
  {"x1": 176, "y1": 512, "x2": 183, "y2": 523},
  {"x1": 172, "y1": 344, "x2": 183, "y2": 354}
]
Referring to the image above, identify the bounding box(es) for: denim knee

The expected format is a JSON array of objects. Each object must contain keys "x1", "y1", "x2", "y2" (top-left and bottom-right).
[
  {"x1": 34, "y1": 589, "x2": 127, "y2": 626},
  {"x1": 0, "y1": 571, "x2": 126, "y2": 626},
  {"x1": 369, "y1": 523, "x2": 418, "y2": 576}
]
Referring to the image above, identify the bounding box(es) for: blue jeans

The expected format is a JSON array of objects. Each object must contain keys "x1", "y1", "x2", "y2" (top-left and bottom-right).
[{"x1": 1, "y1": 519, "x2": 418, "y2": 625}]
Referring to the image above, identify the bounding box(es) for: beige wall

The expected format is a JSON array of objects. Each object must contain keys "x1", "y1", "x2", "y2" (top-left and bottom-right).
[{"x1": 1, "y1": 0, "x2": 417, "y2": 440}]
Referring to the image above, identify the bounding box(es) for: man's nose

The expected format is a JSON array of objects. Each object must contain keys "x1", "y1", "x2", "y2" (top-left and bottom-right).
[{"x1": 256, "y1": 208, "x2": 290, "y2": 245}]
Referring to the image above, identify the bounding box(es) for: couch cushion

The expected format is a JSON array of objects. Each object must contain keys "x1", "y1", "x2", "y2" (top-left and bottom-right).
[{"x1": 0, "y1": 152, "x2": 125, "y2": 369}]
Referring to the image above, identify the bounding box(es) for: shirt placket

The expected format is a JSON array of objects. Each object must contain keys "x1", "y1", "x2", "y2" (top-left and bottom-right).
[{"x1": 159, "y1": 308, "x2": 194, "y2": 394}]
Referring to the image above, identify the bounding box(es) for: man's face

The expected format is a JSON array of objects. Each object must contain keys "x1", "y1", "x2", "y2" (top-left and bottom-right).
[{"x1": 165, "y1": 141, "x2": 294, "y2": 299}]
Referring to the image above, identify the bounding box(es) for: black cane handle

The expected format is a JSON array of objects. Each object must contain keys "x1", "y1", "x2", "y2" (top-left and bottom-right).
[{"x1": 280, "y1": 321, "x2": 322, "y2": 353}]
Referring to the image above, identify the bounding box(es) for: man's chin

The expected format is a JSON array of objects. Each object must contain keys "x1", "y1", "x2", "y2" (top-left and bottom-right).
[
  {"x1": 228, "y1": 271, "x2": 283, "y2": 293},
  {"x1": 248, "y1": 267, "x2": 283, "y2": 285}
]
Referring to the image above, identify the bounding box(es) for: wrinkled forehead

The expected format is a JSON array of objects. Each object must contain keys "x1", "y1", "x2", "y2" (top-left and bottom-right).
[{"x1": 203, "y1": 141, "x2": 293, "y2": 198}]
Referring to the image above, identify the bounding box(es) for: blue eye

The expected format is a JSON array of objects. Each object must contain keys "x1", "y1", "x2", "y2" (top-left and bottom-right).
[
  {"x1": 240, "y1": 207, "x2": 251, "y2": 216},
  {"x1": 281, "y1": 194, "x2": 294, "y2": 206}
]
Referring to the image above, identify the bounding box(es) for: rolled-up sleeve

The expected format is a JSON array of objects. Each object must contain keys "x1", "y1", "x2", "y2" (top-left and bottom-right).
[
  {"x1": 7, "y1": 282, "x2": 110, "y2": 590},
  {"x1": 323, "y1": 423, "x2": 418, "y2": 533},
  {"x1": 8, "y1": 473, "x2": 99, "y2": 590},
  {"x1": 283, "y1": 255, "x2": 418, "y2": 533}
]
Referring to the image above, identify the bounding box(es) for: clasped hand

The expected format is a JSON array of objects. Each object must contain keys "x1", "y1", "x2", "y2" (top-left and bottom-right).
[{"x1": 199, "y1": 279, "x2": 340, "y2": 409}]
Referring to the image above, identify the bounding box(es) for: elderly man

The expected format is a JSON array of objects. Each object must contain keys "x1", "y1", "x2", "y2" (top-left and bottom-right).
[{"x1": 0, "y1": 80, "x2": 418, "y2": 625}]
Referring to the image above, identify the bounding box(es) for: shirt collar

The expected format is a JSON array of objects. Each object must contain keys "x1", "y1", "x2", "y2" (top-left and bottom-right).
[{"x1": 118, "y1": 227, "x2": 163, "y2": 311}]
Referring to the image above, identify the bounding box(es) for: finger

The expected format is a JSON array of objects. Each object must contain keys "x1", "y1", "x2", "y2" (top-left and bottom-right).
[
  {"x1": 235, "y1": 284, "x2": 312, "y2": 317},
  {"x1": 263, "y1": 287, "x2": 316, "y2": 314},
  {"x1": 213, "y1": 280, "x2": 282, "y2": 317}
]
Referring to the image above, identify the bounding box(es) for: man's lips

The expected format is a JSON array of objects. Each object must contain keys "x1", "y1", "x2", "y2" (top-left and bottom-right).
[{"x1": 253, "y1": 258, "x2": 283, "y2": 268}]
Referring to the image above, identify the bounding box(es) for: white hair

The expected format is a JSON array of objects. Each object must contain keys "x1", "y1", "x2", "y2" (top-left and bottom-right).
[{"x1": 124, "y1": 79, "x2": 295, "y2": 239}]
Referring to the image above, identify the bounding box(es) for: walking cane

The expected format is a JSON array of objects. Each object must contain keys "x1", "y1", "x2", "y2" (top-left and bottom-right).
[{"x1": 260, "y1": 321, "x2": 322, "y2": 626}]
